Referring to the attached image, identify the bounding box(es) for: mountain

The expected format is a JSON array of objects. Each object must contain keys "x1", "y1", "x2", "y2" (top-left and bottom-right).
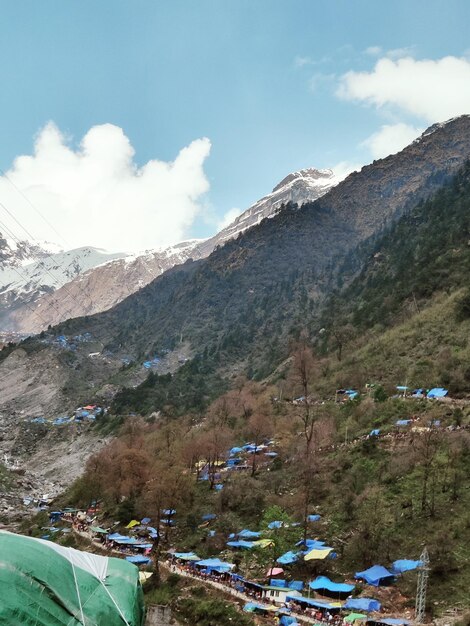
[
  {"x1": 0, "y1": 242, "x2": 125, "y2": 332},
  {"x1": 7, "y1": 168, "x2": 339, "y2": 333},
  {"x1": 203, "y1": 167, "x2": 339, "y2": 248},
  {"x1": 46, "y1": 116, "x2": 470, "y2": 390}
]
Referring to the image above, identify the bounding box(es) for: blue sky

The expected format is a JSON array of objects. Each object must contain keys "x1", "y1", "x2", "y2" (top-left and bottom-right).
[{"x1": 0, "y1": 1, "x2": 469, "y2": 251}]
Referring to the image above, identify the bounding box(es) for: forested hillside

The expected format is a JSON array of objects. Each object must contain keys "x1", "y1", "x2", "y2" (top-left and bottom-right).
[
  {"x1": 56, "y1": 117, "x2": 470, "y2": 380},
  {"x1": 110, "y1": 158, "x2": 470, "y2": 417}
]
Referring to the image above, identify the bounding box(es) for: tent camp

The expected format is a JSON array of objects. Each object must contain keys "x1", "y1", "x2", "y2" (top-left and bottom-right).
[
  {"x1": 355, "y1": 565, "x2": 394, "y2": 586},
  {"x1": 309, "y1": 576, "x2": 355, "y2": 595},
  {"x1": 0, "y1": 530, "x2": 145, "y2": 626}
]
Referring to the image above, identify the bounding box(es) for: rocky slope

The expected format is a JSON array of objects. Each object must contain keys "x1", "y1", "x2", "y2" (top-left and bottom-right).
[
  {"x1": 0, "y1": 241, "x2": 125, "y2": 331},
  {"x1": 8, "y1": 168, "x2": 338, "y2": 333}
]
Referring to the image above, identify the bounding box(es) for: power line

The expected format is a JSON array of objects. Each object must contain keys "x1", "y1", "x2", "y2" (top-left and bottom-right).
[
  {"x1": 0, "y1": 198, "x2": 99, "y2": 322},
  {"x1": 0, "y1": 213, "x2": 78, "y2": 321},
  {"x1": 0, "y1": 168, "x2": 70, "y2": 248},
  {"x1": 0, "y1": 170, "x2": 113, "y2": 326}
]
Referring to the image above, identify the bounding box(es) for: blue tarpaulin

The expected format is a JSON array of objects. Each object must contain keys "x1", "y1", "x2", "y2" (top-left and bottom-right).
[
  {"x1": 244, "y1": 603, "x2": 266, "y2": 613},
  {"x1": 126, "y1": 555, "x2": 150, "y2": 564},
  {"x1": 392, "y1": 559, "x2": 422, "y2": 574},
  {"x1": 286, "y1": 596, "x2": 339, "y2": 610},
  {"x1": 345, "y1": 599, "x2": 382, "y2": 612},
  {"x1": 173, "y1": 552, "x2": 200, "y2": 561},
  {"x1": 141, "y1": 517, "x2": 151, "y2": 524},
  {"x1": 355, "y1": 565, "x2": 394, "y2": 586},
  {"x1": 227, "y1": 540, "x2": 254, "y2": 549},
  {"x1": 307, "y1": 514, "x2": 321, "y2": 522},
  {"x1": 238, "y1": 529, "x2": 261, "y2": 539},
  {"x1": 202, "y1": 513, "x2": 217, "y2": 521},
  {"x1": 195, "y1": 558, "x2": 234, "y2": 573},
  {"x1": 427, "y1": 388, "x2": 448, "y2": 398},
  {"x1": 270, "y1": 579, "x2": 286, "y2": 587},
  {"x1": 268, "y1": 521, "x2": 283, "y2": 529},
  {"x1": 396, "y1": 420, "x2": 411, "y2": 426},
  {"x1": 280, "y1": 617, "x2": 300, "y2": 626},
  {"x1": 288, "y1": 581, "x2": 304, "y2": 591},
  {"x1": 277, "y1": 551, "x2": 299, "y2": 565},
  {"x1": 309, "y1": 576, "x2": 355, "y2": 593},
  {"x1": 296, "y1": 539, "x2": 326, "y2": 550},
  {"x1": 230, "y1": 447, "x2": 244, "y2": 455},
  {"x1": 369, "y1": 429, "x2": 380, "y2": 437}
]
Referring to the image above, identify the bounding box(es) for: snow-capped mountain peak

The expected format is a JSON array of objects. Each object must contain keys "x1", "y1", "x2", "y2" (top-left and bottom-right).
[{"x1": 3, "y1": 165, "x2": 339, "y2": 333}]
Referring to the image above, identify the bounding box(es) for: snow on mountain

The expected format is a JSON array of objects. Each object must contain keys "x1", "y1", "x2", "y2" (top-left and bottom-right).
[
  {"x1": 6, "y1": 167, "x2": 339, "y2": 333},
  {"x1": 210, "y1": 168, "x2": 338, "y2": 246},
  {"x1": 0, "y1": 240, "x2": 125, "y2": 330}
]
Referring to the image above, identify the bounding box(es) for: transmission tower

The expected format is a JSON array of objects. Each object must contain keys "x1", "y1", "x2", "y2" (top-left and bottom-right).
[{"x1": 415, "y1": 547, "x2": 430, "y2": 623}]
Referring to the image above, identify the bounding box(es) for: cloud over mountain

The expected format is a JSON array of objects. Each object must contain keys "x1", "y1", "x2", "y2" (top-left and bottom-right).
[
  {"x1": 0, "y1": 123, "x2": 211, "y2": 252},
  {"x1": 338, "y1": 55, "x2": 470, "y2": 122}
]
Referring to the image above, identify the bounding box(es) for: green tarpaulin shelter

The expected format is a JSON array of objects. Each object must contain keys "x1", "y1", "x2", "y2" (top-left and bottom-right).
[
  {"x1": 344, "y1": 613, "x2": 367, "y2": 623},
  {"x1": 0, "y1": 530, "x2": 145, "y2": 625},
  {"x1": 90, "y1": 526, "x2": 108, "y2": 534}
]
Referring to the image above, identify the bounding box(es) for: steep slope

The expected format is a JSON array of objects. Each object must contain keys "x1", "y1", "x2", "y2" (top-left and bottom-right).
[
  {"x1": 111, "y1": 159, "x2": 470, "y2": 415},
  {"x1": 56, "y1": 115, "x2": 470, "y2": 369},
  {"x1": 0, "y1": 243, "x2": 125, "y2": 331},
  {"x1": 200, "y1": 167, "x2": 338, "y2": 249},
  {"x1": 10, "y1": 168, "x2": 338, "y2": 333}
]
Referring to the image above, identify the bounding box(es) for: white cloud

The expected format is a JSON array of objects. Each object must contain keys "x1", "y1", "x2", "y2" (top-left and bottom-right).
[
  {"x1": 337, "y1": 55, "x2": 470, "y2": 122},
  {"x1": 217, "y1": 207, "x2": 241, "y2": 231},
  {"x1": 364, "y1": 46, "x2": 382, "y2": 56},
  {"x1": 331, "y1": 160, "x2": 362, "y2": 181},
  {"x1": 0, "y1": 122, "x2": 211, "y2": 252},
  {"x1": 361, "y1": 123, "x2": 423, "y2": 159}
]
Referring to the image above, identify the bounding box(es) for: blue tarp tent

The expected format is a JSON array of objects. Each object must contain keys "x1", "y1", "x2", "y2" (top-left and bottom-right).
[
  {"x1": 173, "y1": 552, "x2": 200, "y2": 561},
  {"x1": 369, "y1": 429, "x2": 380, "y2": 437},
  {"x1": 286, "y1": 596, "x2": 339, "y2": 610},
  {"x1": 427, "y1": 388, "x2": 448, "y2": 398},
  {"x1": 230, "y1": 447, "x2": 244, "y2": 455},
  {"x1": 244, "y1": 603, "x2": 270, "y2": 613},
  {"x1": 238, "y1": 529, "x2": 261, "y2": 539},
  {"x1": 141, "y1": 517, "x2": 151, "y2": 524},
  {"x1": 227, "y1": 540, "x2": 254, "y2": 549},
  {"x1": 195, "y1": 558, "x2": 234, "y2": 573},
  {"x1": 202, "y1": 513, "x2": 217, "y2": 521},
  {"x1": 309, "y1": 576, "x2": 355, "y2": 594},
  {"x1": 296, "y1": 539, "x2": 326, "y2": 550},
  {"x1": 392, "y1": 559, "x2": 422, "y2": 574},
  {"x1": 277, "y1": 551, "x2": 299, "y2": 565},
  {"x1": 396, "y1": 420, "x2": 411, "y2": 426},
  {"x1": 355, "y1": 565, "x2": 394, "y2": 586},
  {"x1": 280, "y1": 617, "x2": 300, "y2": 626},
  {"x1": 307, "y1": 514, "x2": 321, "y2": 522},
  {"x1": 126, "y1": 555, "x2": 150, "y2": 565},
  {"x1": 268, "y1": 521, "x2": 283, "y2": 529},
  {"x1": 288, "y1": 581, "x2": 304, "y2": 591},
  {"x1": 270, "y1": 579, "x2": 286, "y2": 588},
  {"x1": 345, "y1": 599, "x2": 382, "y2": 612}
]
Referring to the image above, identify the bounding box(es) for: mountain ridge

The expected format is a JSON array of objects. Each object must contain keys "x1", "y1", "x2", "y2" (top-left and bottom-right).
[{"x1": 7, "y1": 167, "x2": 338, "y2": 333}]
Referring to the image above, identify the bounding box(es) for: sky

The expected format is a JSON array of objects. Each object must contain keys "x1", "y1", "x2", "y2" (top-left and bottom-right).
[{"x1": 0, "y1": 0, "x2": 469, "y2": 253}]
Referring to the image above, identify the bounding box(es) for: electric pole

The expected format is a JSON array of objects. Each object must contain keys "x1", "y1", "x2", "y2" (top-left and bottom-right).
[{"x1": 415, "y1": 547, "x2": 430, "y2": 623}]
